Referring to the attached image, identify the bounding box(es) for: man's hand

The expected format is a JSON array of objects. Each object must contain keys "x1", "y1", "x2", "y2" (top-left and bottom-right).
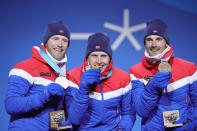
[
  {"x1": 151, "y1": 72, "x2": 172, "y2": 89},
  {"x1": 79, "y1": 69, "x2": 101, "y2": 94},
  {"x1": 47, "y1": 83, "x2": 64, "y2": 96},
  {"x1": 39, "y1": 82, "x2": 64, "y2": 103}
]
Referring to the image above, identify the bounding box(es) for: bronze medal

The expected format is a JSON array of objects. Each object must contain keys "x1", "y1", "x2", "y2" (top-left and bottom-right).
[{"x1": 158, "y1": 61, "x2": 171, "y2": 72}]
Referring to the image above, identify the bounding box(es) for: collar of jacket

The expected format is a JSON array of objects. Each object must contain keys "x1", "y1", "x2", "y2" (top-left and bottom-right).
[
  {"x1": 142, "y1": 44, "x2": 174, "y2": 70},
  {"x1": 32, "y1": 43, "x2": 66, "y2": 74}
]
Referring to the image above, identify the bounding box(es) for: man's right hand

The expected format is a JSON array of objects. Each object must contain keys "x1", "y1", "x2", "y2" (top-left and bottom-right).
[
  {"x1": 79, "y1": 69, "x2": 101, "y2": 94},
  {"x1": 151, "y1": 72, "x2": 172, "y2": 89},
  {"x1": 46, "y1": 83, "x2": 64, "y2": 96},
  {"x1": 40, "y1": 83, "x2": 64, "y2": 103}
]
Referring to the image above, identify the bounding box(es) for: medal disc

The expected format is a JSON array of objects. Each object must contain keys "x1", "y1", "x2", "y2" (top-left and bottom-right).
[{"x1": 158, "y1": 62, "x2": 171, "y2": 72}]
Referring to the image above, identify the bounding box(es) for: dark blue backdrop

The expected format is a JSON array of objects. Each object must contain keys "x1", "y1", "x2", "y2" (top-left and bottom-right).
[{"x1": 1, "y1": 0, "x2": 197, "y2": 130}]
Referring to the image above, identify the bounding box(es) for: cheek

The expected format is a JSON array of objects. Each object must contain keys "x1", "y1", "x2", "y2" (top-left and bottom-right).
[
  {"x1": 88, "y1": 58, "x2": 96, "y2": 65},
  {"x1": 145, "y1": 46, "x2": 151, "y2": 52},
  {"x1": 103, "y1": 58, "x2": 110, "y2": 65}
]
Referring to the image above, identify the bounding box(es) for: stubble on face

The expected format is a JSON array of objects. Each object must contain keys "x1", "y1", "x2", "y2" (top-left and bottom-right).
[
  {"x1": 45, "y1": 35, "x2": 69, "y2": 61},
  {"x1": 145, "y1": 35, "x2": 168, "y2": 56},
  {"x1": 88, "y1": 51, "x2": 110, "y2": 72}
]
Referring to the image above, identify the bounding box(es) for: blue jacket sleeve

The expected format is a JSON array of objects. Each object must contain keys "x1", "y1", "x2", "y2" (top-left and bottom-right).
[
  {"x1": 189, "y1": 71, "x2": 197, "y2": 129},
  {"x1": 65, "y1": 86, "x2": 89, "y2": 126},
  {"x1": 131, "y1": 80, "x2": 160, "y2": 118},
  {"x1": 118, "y1": 86, "x2": 136, "y2": 131},
  {"x1": 5, "y1": 75, "x2": 49, "y2": 115}
]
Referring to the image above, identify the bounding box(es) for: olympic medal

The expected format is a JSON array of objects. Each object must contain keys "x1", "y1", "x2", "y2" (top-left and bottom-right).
[{"x1": 158, "y1": 62, "x2": 171, "y2": 72}]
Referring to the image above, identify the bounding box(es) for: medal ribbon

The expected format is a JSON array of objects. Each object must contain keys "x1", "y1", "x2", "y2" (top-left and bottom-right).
[
  {"x1": 39, "y1": 47, "x2": 66, "y2": 77},
  {"x1": 161, "y1": 44, "x2": 174, "y2": 62},
  {"x1": 39, "y1": 46, "x2": 66, "y2": 110},
  {"x1": 159, "y1": 45, "x2": 173, "y2": 106}
]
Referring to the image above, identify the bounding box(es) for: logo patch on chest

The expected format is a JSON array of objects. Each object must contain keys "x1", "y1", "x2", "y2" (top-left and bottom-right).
[
  {"x1": 144, "y1": 75, "x2": 152, "y2": 79},
  {"x1": 40, "y1": 72, "x2": 51, "y2": 77}
]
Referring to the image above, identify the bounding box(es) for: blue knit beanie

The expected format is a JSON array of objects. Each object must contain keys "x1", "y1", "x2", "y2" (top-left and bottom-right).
[
  {"x1": 43, "y1": 21, "x2": 70, "y2": 46},
  {"x1": 144, "y1": 19, "x2": 170, "y2": 44},
  {"x1": 86, "y1": 32, "x2": 112, "y2": 58}
]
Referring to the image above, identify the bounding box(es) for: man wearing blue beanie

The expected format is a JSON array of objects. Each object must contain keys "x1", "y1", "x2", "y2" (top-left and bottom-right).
[
  {"x1": 5, "y1": 21, "x2": 71, "y2": 130},
  {"x1": 60, "y1": 32, "x2": 136, "y2": 130},
  {"x1": 129, "y1": 19, "x2": 197, "y2": 130}
]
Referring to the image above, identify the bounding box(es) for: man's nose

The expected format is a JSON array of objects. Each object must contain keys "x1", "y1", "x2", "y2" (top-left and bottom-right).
[
  {"x1": 57, "y1": 40, "x2": 63, "y2": 47},
  {"x1": 151, "y1": 40, "x2": 157, "y2": 47},
  {"x1": 97, "y1": 56, "x2": 101, "y2": 64}
]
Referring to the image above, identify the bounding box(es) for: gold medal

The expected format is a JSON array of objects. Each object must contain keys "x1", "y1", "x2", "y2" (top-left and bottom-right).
[
  {"x1": 90, "y1": 65, "x2": 99, "y2": 69},
  {"x1": 158, "y1": 61, "x2": 171, "y2": 72}
]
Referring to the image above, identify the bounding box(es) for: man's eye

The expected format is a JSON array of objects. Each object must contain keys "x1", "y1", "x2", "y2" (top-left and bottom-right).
[
  {"x1": 53, "y1": 37, "x2": 59, "y2": 40},
  {"x1": 146, "y1": 38, "x2": 152, "y2": 42},
  {"x1": 62, "y1": 39, "x2": 69, "y2": 43},
  {"x1": 156, "y1": 38, "x2": 162, "y2": 41},
  {"x1": 63, "y1": 39, "x2": 69, "y2": 43}
]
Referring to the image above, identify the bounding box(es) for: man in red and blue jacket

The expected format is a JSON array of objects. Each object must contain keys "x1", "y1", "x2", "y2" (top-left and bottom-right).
[
  {"x1": 5, "y1": 21, "x2": 71, "y2": 131},
  {"x1": 63, "y1": 32, "x2": 136, "y2": 131},
  {"x1": 129, "y1": 19, "x2": 197, "y2": 130}
]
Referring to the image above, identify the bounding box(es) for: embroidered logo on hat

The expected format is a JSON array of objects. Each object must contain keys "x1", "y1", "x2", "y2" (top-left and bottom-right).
[
  {"x1": 153, "y1": 29, "x2": 158, "y2": 34},
  {"x1": 96, "y1": 45, "x2": 101, "y2": 49},
  {"x1": 59, "y1": 29, "x2": 65, "y2": 34}
]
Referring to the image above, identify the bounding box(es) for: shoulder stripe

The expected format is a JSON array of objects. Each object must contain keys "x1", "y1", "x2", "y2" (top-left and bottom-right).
[
  {"x1": 68, "y1": 80, "x2": 79, "y2": 89},
  {"x1": 167, "y1": 70, "x2": 197, "y2": 92},
  {"x1": 9, "y1": 69, "x2": 33, "y2": 84},
  {"x1": 167, "y1": 76, "x2": 190, "y2": 92},
  {"x1": 33, "y1": 77, "x2": 52, "y2": 86},
  {"x1": 130, "y1": 73, "x2": 148, "y2": 85},
  {"x1": 89, "y1": 83, "x2": 131, "y2": 100},
  {"x1": 9, "y1": 68, "x2": 53, "y2": 86},
  {"x1": 191, "y1": 70, "x2": 197, "y2": 84}
]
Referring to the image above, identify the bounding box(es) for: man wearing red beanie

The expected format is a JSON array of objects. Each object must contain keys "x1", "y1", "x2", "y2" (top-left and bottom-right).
[{"x1": 129, "y1": 19, "x2": 197, "y2": 130}]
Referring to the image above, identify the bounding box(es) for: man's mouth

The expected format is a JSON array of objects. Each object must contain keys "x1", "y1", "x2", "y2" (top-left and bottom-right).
[
  {"x1": 97, "y1": 65, "x2": 103, "y2": 69},
  {"x1": 150, "y1": 48, "x2": 160, "y2": 53},
  {"x1": 54, "y1": 48, "x2": 63, "y2": 53}
]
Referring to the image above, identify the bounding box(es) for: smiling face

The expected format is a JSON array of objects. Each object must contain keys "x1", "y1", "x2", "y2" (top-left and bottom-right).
[
  {"x1": 45, "y1": 35, "x2": 69, "y2": 61},
  {"x1": 145, "y1": 35, "x2": 168, "y2": 56},
  {"x1": 87, "y1": 51, "x2": 110, "y2": 73}
]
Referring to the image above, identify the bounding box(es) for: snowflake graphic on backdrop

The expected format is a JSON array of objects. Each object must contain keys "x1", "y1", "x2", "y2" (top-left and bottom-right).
[{"x1": 71, "y1": 9, "x2": 146, "y2": 51}]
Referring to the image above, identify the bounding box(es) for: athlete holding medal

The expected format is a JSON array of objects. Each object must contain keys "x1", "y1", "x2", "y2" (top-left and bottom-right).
[
  {"x1": 129, "y1": 19, "x2": 197, "y2": 130},
  {"x1": 60, "y1": 32, "x2": 136, "y2": 130},
  {"x1": 5, "y1": 21, "x2": 72, "y2": 131}
]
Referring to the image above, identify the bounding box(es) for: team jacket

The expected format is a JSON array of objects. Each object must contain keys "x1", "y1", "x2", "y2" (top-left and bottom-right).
[
  {"x1": 5, "y1": 44, "x2": 66, "y2": 131},
  {"x1": 65, "y1": 59, "x2": 136, "y2": 131},
  {"x1": 129, "y1": 46, "x2": 197, "y2": 130}
]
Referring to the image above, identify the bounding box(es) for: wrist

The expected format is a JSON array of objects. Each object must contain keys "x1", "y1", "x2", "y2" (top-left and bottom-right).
[{"x1": 39, "y1": 88, "x2": 50, "y2": 103}]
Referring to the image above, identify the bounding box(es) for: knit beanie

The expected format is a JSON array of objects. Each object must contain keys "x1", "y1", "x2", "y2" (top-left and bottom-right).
[
  {"x1": 144, "y1": 19, "x2": 170, "y2": 44},
  {"x1": 43, "y1": 21, "x2": 70, "y2": 46},
  {"x1": 86, "y1": 32, "x2": 112, "y2": 58}
]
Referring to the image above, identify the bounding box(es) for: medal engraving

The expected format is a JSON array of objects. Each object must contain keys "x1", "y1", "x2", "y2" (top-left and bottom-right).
[
  {"x1": 158, "y1": 62, "x2": 171, "y2": 72},
  {"x1": 49, "y1": 110, "x2": 72, "y2": 130},
  {"x1": 163, "y1": 110, "x2": 183, "y2": 128}
]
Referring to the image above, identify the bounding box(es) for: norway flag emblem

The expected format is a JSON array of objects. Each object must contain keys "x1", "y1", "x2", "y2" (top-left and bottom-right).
[
  {"x1": 153, "y1": 29, "x2": 158, "y2": 34},
  {"x1": 95, "y1": 45, "x2": 101, "y2": 49},
  {"x1": 59, "y1": 29, "x2": 65, "y2": 34}
]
